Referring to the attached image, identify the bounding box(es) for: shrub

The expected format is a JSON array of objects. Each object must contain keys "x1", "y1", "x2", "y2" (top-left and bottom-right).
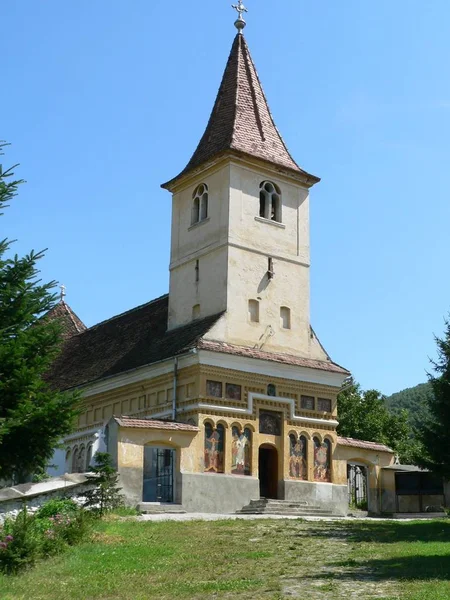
[
  {"x1": 35, "y1": 498, "x2": 79, "y2": 519},
  {"x1": 0, "y1": 499, "x2": 93, "y2": 575},
  {"x1": 0, "y1": 506, "x2": 39, "y2": 574}
]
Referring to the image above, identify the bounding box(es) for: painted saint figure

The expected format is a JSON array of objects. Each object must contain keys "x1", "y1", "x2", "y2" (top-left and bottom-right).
[
  {"x1": 289, "y1": 435, "x2": 307, "y2": 480},
  {"x1": 204, "y1": 423, "x2": 224, "y2": 473},
  {"x1": 313, "y1": 438, "x2": 331, "y2": 482},
  {"x1": 231, "y1": 426, "x2": 251, "y2": 475}
]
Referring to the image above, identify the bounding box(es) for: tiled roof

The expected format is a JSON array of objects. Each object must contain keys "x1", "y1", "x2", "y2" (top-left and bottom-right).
[
  {"x1": 46, "y1": 295, "x2": 223, "y2": 391},
  {"x1": 114, "y1": 416, "x2": 199, "y2": 432},
  {"x1": 197, "y1": 339, "x2": 350, "y2": 375},
  {"x1": 162, "y1": 33, "x2": 319, "y2": 189},
  {"x1": 337, "y1": 436, "x2": 394, "y2": 454},
  {"x1": 46, "y1": 295, "x2": 348, "y2": 392},
  {"x1": 42, "y1": 301, "x2": 87, "y2": 340}
]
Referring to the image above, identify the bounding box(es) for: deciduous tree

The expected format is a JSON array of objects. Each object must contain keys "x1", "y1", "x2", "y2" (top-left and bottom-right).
[{"x1": 337, "y1": 381, "x2": 421, "y2": 464}]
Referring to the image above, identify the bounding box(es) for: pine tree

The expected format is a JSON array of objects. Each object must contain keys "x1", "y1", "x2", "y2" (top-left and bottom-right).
[
  {"x1": 419, "y1": 318, "x2": 450, "y2": 478},
  {"x1": 83, "y1": 453, "x2": 124, "y2": 516},
  {"x1": 0, "y1": 143, "x2": 80, "y2": 483}
]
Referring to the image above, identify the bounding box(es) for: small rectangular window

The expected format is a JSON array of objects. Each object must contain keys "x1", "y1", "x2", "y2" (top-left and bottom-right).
[
  {"x1": 206, "y1": 380, "x2": 222, "y2": 398},
  {"x1": 318, "y1": 398, "x2": 332, "y2": 412},
  {"x1": 301, "y1": 395, "x2": 315, "y2": 410},
  {"x1": 226, "y1": 383, "x2": 242, "y2": 400},
  {"x1": 248, "y1": 299, "x2": 259, "y2": 323},
  {"x1": 280, "y1": 306, "x2": 291, "y2": 329}
]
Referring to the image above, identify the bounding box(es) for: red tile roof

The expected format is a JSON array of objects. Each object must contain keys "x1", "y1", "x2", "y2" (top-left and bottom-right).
[
  {"x1": 114, "y1": 417, "x2": 199, "y2": 432},
  {"x1": 162, "y1": 33, "x2": 319, "y2": 189},
  {"x1": 46, "y1": 296, "x2": 348, "y2": 391},
  {"x1": 337, "y1": 436, "x2": 393, "y2": 454},
  {"x1": 197, "y1": 339, "x2": 350, "y2": 375}
]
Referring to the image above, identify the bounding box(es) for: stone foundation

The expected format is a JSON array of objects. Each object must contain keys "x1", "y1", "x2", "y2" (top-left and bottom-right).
[
  {"x1": 180, "y1": 473, "x2": 260, "y2": 513},
  {"x1": 283, "y1": 480, "x2": 348, "y2": 516}
]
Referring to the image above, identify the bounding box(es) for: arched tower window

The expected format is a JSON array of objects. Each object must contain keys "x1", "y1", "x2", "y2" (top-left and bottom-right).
[
  {"x1": 248, "y1": 299, "x2": 259, "y2": 323},
  {"x1": 192, "y1": 183, "x2": 209, "y2": 225},
  {"x1": 314, "y1": 437, "x2": 331, "y2": 482},
  {"x1": 280, "y1": 306, "x2": 291, "y2": 329},
  {"x1": 259, "y1": 181, "x2": 282, "y2": 222}
]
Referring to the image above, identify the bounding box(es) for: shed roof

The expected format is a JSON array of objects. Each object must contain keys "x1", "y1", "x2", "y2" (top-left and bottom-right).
[
  {"x1": 337, "y1": 436, "x2": 394, "y2": 454},
  {"x1": 114, "y1": 416, "x2": 199, "y2": 432}
]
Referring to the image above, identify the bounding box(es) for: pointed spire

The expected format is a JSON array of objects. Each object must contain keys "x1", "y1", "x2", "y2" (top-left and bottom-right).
[{"x1": 162, "y1": 34, "x2": 318, "y2": 189}]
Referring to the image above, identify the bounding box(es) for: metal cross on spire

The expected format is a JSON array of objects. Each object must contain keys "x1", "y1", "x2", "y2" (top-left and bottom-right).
[{"x1": 232, "y1": 0, "x2": 248, "y2": 32}]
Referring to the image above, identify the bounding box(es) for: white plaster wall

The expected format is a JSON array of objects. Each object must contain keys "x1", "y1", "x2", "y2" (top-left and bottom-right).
[
  {"x1": 168, "y1": 245, "x2": 229, "y2": 327},
  {"x1": 46, "y1": 448, "x2": 66, "y2": 477},
  {"x1": 168, "y1": 166, "x2": 231, "y2": 329},
  {"x1": 167, "y1": 159, "x2": 327, "y2": 360},
  {"x1": 228, "y1": 163, "x2": 310, "y2": 264},
  {"x1": 220, "y1": 245, "x2": 313, "y2": 356}
]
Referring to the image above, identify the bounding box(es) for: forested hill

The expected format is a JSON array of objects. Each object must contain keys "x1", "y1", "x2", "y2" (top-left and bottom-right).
[{"x1": 385, "y1": 382, "x2": 432, "y2": 430}]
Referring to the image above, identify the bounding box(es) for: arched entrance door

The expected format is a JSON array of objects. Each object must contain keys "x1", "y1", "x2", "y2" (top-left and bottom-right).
[
  {"x1": 347, "y1": 463, "x2": 368, "y2": 510},
  {"x1": 259, "y1": 444, "x2": 278, "y2": 499}
]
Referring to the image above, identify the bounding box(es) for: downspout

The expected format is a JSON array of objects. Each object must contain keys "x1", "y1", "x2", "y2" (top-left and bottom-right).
[{"x1": 172, "y1": 357, "x2": 178, "y2": 421}]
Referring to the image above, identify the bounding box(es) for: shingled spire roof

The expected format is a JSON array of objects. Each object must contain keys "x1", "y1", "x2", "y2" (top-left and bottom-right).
[
  {"x1": 42, "y1": 301, "x2": 87, "y2": 341},
  {"x1": 162, "y1": 33, "x2": 319, "y2": 189}
]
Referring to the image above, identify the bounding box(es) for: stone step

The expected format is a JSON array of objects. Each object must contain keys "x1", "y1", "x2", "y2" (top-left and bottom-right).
[
  {"x1": 237, "y1": 498, "x2": 334, "y2": 516},
  {"x1": 138, "y1": 502, "x2": 186, "y2": 514},
  {"x1": 238, "y1": 507, "x2": 333, "y2": 514}
]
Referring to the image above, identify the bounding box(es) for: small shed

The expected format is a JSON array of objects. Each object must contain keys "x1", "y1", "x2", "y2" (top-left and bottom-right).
[{"x1": 381, "y1": 464, "x2": 447, "y2": 513}]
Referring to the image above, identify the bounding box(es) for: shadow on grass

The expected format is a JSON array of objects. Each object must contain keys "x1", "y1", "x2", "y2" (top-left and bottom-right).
[
  {"x1": 297, "y1": 520, "x2": 450, "y2": 544},
  {"x1": 329, "y1": 553, "x2": 450, "y2": 582}
]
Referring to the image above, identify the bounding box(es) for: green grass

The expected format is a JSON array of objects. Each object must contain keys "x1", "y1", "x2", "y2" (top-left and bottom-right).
[{"x1": 0, "y1": 517, "x2": 449, "y2": 599}]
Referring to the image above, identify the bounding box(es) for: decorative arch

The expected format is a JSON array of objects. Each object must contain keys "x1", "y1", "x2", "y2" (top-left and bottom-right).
[
  {"x1": 313, "y1": 437, "x2": 331, "y2": 482},
  {"x1": 86, "y1": 443, "x2": 93, "y2": 471},
  {"x1": 231, "y1": 425, "x2": 252, "y2": 476},
  {"x1": 204, "y1": 421, "x2": 224, "y2": 473},
  {"x1": 72, "y1": 447, "x2": 79, "y2": 473},
  {"x1": 78, "y1": 445, "x2": 86, "y2": 473},
  {"x1": 65, "y1": 448, "x2": 72, "y2": 473},
  {"x1": 289, "y1": 433, "x2": 307, "y2": 480}
]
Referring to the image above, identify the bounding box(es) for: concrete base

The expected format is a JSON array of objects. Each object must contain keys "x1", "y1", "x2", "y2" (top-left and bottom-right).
[
  {"x1": 180, "y1": 473, "x2": 260, "y2": 513},
  {"x1": 283, "y1": 480, "x2": 348, "y2": 516}
]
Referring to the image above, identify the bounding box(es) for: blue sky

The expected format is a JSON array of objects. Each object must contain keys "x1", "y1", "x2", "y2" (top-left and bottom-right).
[{"x1": 2, "y1": 1, "x2": 449, "y2": 396}]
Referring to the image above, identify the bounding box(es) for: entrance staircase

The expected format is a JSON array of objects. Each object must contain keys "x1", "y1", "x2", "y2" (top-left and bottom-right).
[{"x1": 237, "y1": 498, "x2": 334, "y2": 517}]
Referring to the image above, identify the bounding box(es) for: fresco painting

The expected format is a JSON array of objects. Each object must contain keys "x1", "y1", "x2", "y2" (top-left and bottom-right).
[
  {"x1": 314, "y1": 438, "x2": 331, "y2": 482},
  {"x1": 231, "y1": 427, "x2": 252, "y2": 475},
  {"x1": 259, "y1": 411, "x2": 281, "y2": 435},
  {"x1": 204, "y1": 423, "x2": 225, "y2": 473},
  {"x1": 289, "y1": 434, "x2": 307, "y2": 479}
]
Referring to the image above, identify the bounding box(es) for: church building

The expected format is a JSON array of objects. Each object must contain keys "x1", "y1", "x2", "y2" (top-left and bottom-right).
[{"x1": 46, "y1": 6, "x2": 394, "y2": 515}]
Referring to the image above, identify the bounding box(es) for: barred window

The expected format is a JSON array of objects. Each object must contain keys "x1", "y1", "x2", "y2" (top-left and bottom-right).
[
  {"x1": 301, "y1": 395, "x2": 315, "y2": 410},
  {"x1": 317, "y1": 398, "x2": 332, "y2": 412}
]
